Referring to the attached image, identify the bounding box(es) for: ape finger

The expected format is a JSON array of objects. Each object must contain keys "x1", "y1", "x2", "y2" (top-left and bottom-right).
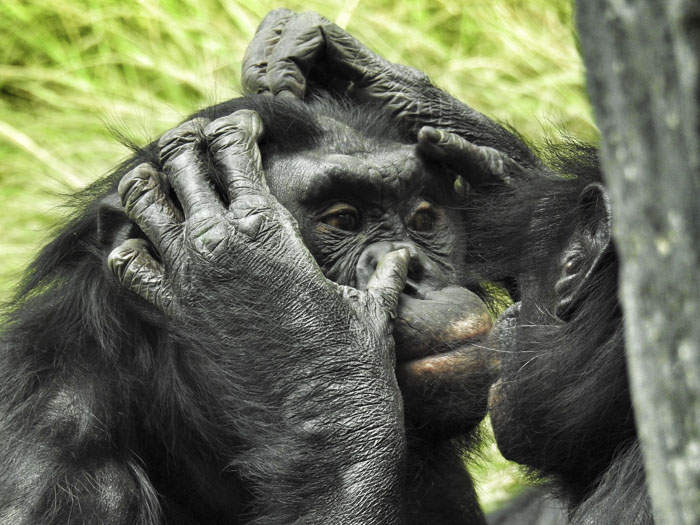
[
  {"x1": 118, "y1": 163, "x2": 182, "y2": 258},
  {"x1": 267, "y1": 16, "x2": 391, "y2": 97},
  {"x1": 205, "y1": 110, "x2": 268, "y2": 202},
  {"x1": 159, "y1": 118, "x2": 224, "y2": 220},
  {"x1": 321, "y1": 22, "x2": 393, "y2": 84},
  {"x1": 241, "y1": 8, "x2": 294, "y2": 94},
  {"x1": 253, "y1": 10, "x2": 424, "y2": 102},
  {"x1": 366, "y1": 248, "x2": 410, "y2": 317},
  {"x1": 108, "y1": 238, "x2": 174, "y2": 314},
  {"x1": 418, "y1": 126, "x2": 521, "y2": 188},
  {"x1": 266, "y1": 11, "x2": 329, "y2": 97}
]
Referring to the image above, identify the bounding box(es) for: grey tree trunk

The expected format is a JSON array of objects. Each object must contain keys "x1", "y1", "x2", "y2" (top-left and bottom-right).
[{"x1": 576, "y1": 2, "x2": 700, "y2": 524}]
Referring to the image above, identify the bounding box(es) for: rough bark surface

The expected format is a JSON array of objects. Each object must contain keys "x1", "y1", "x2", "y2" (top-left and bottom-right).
[{"x1": 576, "y1": 2, "x2": 700, "y2": 524}]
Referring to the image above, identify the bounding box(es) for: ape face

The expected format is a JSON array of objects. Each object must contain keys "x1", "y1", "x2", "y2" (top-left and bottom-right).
[
  {"x1": 486, "y1": 176, "x2": 635, "y2": 492},
  {"x1": 261, "y1": 106, "x2": 497, "y2": 437}
]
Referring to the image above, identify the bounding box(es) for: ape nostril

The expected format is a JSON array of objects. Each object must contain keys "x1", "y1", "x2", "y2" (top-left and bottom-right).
[
  {"x1": 355, "y1": 241, "x2": 396, "y2": 290},
  {"x1": 407, "y1": 257, "x2": 425, "y2": 283},
  {"x1": 403, "y1": 279, "x2": 425, "y2": 299}
]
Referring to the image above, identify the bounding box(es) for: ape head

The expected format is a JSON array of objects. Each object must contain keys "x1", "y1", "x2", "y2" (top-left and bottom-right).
[
  {"x1": 100, "y1": 94, "x2": 498, "y2": 439},
  {"x1": 477, "y1": 147, "x2": 637, "y2": 498},
  {"x1": 5, "y1": 92, "x2": 496, "y2": 524}
]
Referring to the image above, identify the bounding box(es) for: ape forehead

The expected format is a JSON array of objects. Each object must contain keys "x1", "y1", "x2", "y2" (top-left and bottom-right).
[
  {"x1": 305, "y1": 113, "x2": 435, "y2": 189},
  {"x1": 316, "y1": 146, "x2": 424, "y2": 186},
  {"x1": 268, "y1": 144, "x2": 440, "y2": 205}
]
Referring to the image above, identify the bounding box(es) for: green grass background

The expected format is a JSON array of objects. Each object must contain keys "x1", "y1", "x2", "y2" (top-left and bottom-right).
[{"x1": 0, "y1": 0, "x2": 595, "y2": 511}]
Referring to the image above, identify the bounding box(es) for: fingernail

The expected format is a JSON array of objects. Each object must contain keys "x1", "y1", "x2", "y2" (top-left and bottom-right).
[
  {"x1": 454, "y1": 176, "x2": 470, "y2": 198},
  {"x1": 420, "y1": 126, "x2": 440, "y2": 143}
]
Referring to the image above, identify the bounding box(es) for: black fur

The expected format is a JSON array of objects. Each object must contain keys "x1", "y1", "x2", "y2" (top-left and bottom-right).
[
  {"x1": 463, "y1": 144, "x2": 652, "y2": 524},
  {"x1": 0, "y1": 94, "x2": 488, "y2": 524}
]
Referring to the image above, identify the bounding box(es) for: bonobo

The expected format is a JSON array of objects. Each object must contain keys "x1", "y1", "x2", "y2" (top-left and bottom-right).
[
  {"x1": 242, "y1": 9, "x2": 654, "y2": 524},
  {"x1": 0, "y1": 99, "x2": 409, "y2": 524},
  {"x1": 0, "y1": 93, "x2": 497, "y2": 524},
  {"x1": 460, "y1": 143, "x2": 653, "y2": 525}
]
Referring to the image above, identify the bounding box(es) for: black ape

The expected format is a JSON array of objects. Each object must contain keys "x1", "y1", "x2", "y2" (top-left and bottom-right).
[
  {"x1": 240, "y1": 12, "x2": 654, "y2": 524},
  {"x1": 458, "y1": 144, "x2": 652, "y2": 525},
  {"x1": 0, "y1": 94, "x2": 496, "y2": 524}
]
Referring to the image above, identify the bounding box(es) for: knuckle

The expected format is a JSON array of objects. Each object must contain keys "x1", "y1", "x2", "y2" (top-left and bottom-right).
[
  {"x1": 118, "y1": 164, "x2": 157, "y2": 207},
  {"x1": 299, "y1": 10, "x2": 325, "y2": 24},
  {"x1": 264, "y1": 8, "x2": 294, "y2": 25},
  {"x1": 159, "y1": 117, "x2": 209, "y2": 162},
  {"x1": 235, "y1": 214, "x2": 267, "y2": 240},
  {"x1": 404, "y1": 65, "x2": 430, "y2": 84},
  {"x1": 206, "y1": 110, "x2": 263, "y2": 151},
  {"x1": 341, "y1": 286, "x2": 362, "y2": 303},
  {"x1": 242, "y1": 62, "x2": 266, "y2": 77},
  {"x1": 241, "y1": 66, "x2": 269, "y2": 95},
  {"x1": 205, "y1": 115, "x2": 242, "y2": 142},
  {"x1": 232, "y1": 194, "x2": 270, "y2": 216},
  {"x1": 107, "y1": 239, "x2": 146, "y2": 281}
]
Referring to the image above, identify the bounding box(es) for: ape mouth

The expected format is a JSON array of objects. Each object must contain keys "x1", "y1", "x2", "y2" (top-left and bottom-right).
[
  {"x1": 392, "y1": 285, "x2": 494, "y2": 365},
  {"x1": 395, "y1": 340, "x2": 493, "y2": 381},
  {"x1": 392, "y1": 286, "x2": 500, "y2": 435}
]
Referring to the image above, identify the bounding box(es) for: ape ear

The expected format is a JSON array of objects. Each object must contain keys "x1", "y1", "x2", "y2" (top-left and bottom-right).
[
  {"x1": 97, "y1": 193, "x2": 139, "y2": 249},
  {"x1": 554, "y1": 183, "x2": 612, "y2": 318}
]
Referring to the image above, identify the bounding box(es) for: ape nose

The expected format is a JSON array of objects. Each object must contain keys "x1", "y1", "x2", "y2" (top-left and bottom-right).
[{"x1": 355, "y1": 241, "x2": 442, "y2": 296}]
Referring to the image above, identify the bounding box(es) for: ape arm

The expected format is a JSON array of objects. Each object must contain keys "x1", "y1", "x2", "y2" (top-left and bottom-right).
[
  {"x1": 242, "y1": 9, "x2": 541, "y2": 168},
  {"x1": 108, "y1": 110, "x2": 410, "y2": 523}
]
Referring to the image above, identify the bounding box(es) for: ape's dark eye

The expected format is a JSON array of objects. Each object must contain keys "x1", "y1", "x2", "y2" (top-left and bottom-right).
[
  {"x1": 409, "y1": 201, "x2": 437, "y2": 232},
  {"x1": 319, "y1": 203, "x2": 360, "y2": 231},
  {"x1": 562, "y1": 251, "x2": 584, "y2": 275}
]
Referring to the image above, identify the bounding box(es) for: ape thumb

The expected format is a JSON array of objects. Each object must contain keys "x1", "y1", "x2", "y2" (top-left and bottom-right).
[{"x1": 366, "y1": 248, "x2": 410, "y2": 316}]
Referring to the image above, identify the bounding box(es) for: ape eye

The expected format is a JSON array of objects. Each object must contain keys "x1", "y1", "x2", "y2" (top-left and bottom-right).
[
  {"x1": 409, "y1": 201, "x2": 437, "y2": 232},
  {"x1": 562, "y1": 251, "x2": 583, "y2": 274},
  {"x1": 319, "y1": 203, "x2": 360, "y2": 231}
]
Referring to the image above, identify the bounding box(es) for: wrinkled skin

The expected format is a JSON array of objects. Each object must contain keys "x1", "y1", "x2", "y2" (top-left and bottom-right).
[
  {"x1": 107, "y1": 109, "x2": 412, "y2": 524},
  {"x1": 0, "y1": 100, "x2": 418, "y2": 524},
  {"x1": 241, "y1": 8, "x2": 542, "y2": 299},
  {"x1": 106, "y1": 94, "x2": 500, "y2": 524},
  {"x1": 239, "y1": 13, "x2": 651, "y2": 524},
  {"x1": 259, "y1": 121, "x2": 497, "y2": 437},
  {"x1": 457, "y1": 147, "x2": 651, "y2": 524},
  {"x1": 242, "y1": 8, "x2": 543, "y2": 171}
]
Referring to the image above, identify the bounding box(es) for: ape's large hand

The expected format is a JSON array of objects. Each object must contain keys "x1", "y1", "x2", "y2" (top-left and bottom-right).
[
  {"x1": 108, "y1": 109, "x2": 409, "y2": 523},
  {"x1": 109, "y1": 110, "x2": 407, "y2": 330},
  {"x1": 243, "y1": 9, "x2": 540, "y2": 168}
]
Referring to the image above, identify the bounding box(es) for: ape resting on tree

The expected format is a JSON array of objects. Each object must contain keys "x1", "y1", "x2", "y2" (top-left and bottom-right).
[
  {"x1": 242, "y1": 9, "x2": 654, "y2": 525},
  {"x1": 0, "y1": 89, "x2": 512, "y2": 523}
]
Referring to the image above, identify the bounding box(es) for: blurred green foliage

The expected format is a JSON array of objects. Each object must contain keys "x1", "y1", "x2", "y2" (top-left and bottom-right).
[{"x1": 0, "y1": 0, "x2": 594, "y2": 511}]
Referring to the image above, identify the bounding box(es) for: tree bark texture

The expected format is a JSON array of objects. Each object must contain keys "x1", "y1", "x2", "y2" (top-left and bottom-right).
[{"x1": 576, "y1": 1, "x2": 699, "y2": 524}]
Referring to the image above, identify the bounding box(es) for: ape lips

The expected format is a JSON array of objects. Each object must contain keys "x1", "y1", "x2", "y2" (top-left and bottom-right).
[
  {"x1": 393, "y1": 286, "x2": 495, "y2": 378},
  {"x1": 393, "y1": 285, "x2": 498, "y2": 436},
  {"x1": 486, "y1": 302, "x2": 520, "y2": 410}
]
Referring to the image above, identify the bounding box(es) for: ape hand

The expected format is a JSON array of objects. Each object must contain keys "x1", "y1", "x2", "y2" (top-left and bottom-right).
[
  {"x1": 108, "y1": 110, "x2": 312, "y2": 317},
  {"x1": 108, "y1": 109, "x2": 409, "y2": 522},
  {"x1": 243, "y1": 10, "x2": 429, "y2": 101},
  {"x1": 243, "y1": 9, "x2": 540, "y2": 167},
  {"x1": 108, "y1": 109, "x2": 409, "y2": 359},
  {"x1": 417, "y1": 126, "x2": 532, "y2": 194}
]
